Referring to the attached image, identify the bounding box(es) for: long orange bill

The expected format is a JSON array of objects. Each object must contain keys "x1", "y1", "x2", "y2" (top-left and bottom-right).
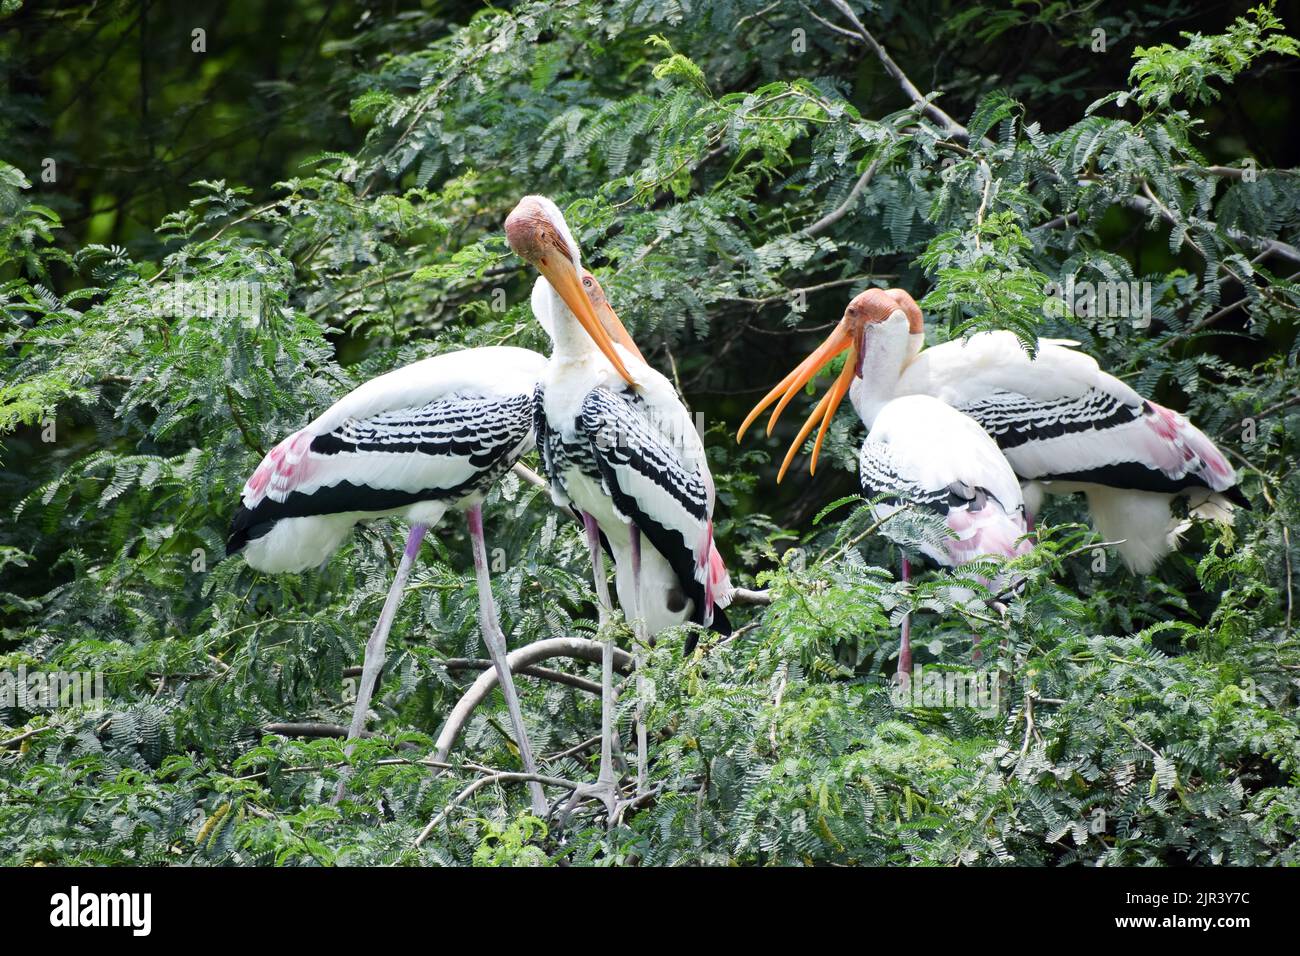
[
  {"x1": 775, "y1": 344, "x2": 856, "y2": 482},
  {"x1": 587, "y1": 287, "x2": 647, "y2": 365},
  {"x1": 738, "y1": 321, "x2": 857, "y2": 480},
  {"x1": 538, "y1": 259, "x2": 636, "y2": 385}
]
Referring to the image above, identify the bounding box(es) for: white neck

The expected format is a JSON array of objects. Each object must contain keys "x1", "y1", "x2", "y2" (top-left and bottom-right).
[
  {"x1": 906, "y1": 330, "x2": 925, "y2": 365},
  {"x1": 542, "y1": 281, "x2": 600, "y2": 362},
  {"x1": 848, "y1": 312, "x2": 912, "y2": 428}
]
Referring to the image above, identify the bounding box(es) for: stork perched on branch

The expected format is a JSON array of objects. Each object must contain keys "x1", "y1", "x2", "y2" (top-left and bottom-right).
[
  {"x1": 226, "y1": 347, "x2": 550, "y2": 814},
  {"x1": 740, "y1": 289, "x2": 1032, "y2": 675},
  {"x1": 506, "y1": 195, "x2": 733, "y2": 810},
  {"x1": 742, "y1": 286, "x2": 1241, "y2": 574}
]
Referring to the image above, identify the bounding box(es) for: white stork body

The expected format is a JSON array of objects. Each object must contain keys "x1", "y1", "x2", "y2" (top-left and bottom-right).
[
  {"x1": 893, "y1": 330, "x2": 1238, "y2": 572},
  {"x1": 227, "y1": 345, "x2": 549, "y2": 812},
  {"x1": 229, "y1": 347, "x2": 545, "y2": 570},
  {"x1": 536, "y1": 326, "x2": 733, "y2": 637},
  {"x1": 506, "y1": 195, "x2": 731, "y2": 805},
  {"x1": 858, "y1": 394, "x2": 1031, "y2": 568},
  {"x1": 841, "y1": 303, "x2": 1032, "y2": 673},
  {"x1": 742, "y1": 288, "x2": 1240, "y2": 577},
  {"x1": 741, "y1": 291, "x2": 1034, "y2": 675}
]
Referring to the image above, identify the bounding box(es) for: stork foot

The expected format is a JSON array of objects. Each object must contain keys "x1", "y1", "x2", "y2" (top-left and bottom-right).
[{"x1": 555, "y1": 779, "x2": 621, "y2": 828}]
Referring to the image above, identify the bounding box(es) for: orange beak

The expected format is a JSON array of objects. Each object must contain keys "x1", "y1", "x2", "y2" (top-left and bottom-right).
[
  {"x1": 737, "y1": 287, "x2": 920, "y2": 483},
  {"x1": 537, "y1": 257, "x2": 637, "y2": 386},
  {"x1": 583, "y1": 270, "x2": 647, "y2": 365},
  {"x1": 736, "y1": 318, "x2": 857, "y2": 482},
  {"x1": 505, "y1": 197, "x2": 636, "y2": 386}
]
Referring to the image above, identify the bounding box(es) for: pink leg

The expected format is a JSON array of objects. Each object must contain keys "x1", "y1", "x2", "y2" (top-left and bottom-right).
[
  {"x1": 582, "y1": 512, "x2": 617, "y2": 808},
  {"x1": 629, "y1": 525, "x2": 647, "y2": 796},
  {"x1": 899, "y1": 553, "x2": 913, "y2": 678},
  {"x1": 333, "y1": 522, "x2": 428, "y2": 805},
  {"x1": 466, "y1": 504, "x2": 547, "y2": 817}
]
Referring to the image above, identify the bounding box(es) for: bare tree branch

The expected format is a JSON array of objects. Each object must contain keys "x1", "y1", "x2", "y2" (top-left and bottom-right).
[
  {"x1": 731, "y1": 587, "x2": 772, "y2": 606},
  {"x1": 802, "y1": 153, "x2": 883, "y2": 235},
  {"x1": 342, "y1": 658, "x2": 603, "y2": 695},
  {"x1": 0, "y1": 726, "x2": 53, "y2": 750},
  {"x1": 824, "y1": 0, "x2": 969, "y2": 140},
  {"x1": 433, "y1": 637, "x2": 633, "y2": 762},
  {"x1": 512, "y1": 462, "x2": 549, "y2": 491},
  {"x1": 263, "y1": 722, "x2": 372, "y2": 739},
  {"x1": 415, "y1": 771, "x2": 584, "y2": 846}
]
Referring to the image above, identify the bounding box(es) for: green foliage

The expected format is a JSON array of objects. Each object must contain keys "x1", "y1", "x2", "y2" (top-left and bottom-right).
[
  {"x1": 2, "y1": 0, "x2": 1298, "y2": 866},
  {"x1": 1129, "y1": 2, "x2": 1300, "y2": 108}
]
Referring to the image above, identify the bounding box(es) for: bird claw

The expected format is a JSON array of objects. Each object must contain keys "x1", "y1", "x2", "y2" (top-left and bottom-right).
[{"x1": 555, "y1": 779, "x2": 621, "y2": 828}]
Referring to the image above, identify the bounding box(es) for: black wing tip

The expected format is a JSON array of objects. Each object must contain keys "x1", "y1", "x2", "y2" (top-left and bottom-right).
[
  {"x1": 1222, "y1": 485, "x2": 1252, "y2": 510},
  {"x1": 226, "y1": 502, "x2": 278, "y2": 556},
  {"x1": 683, "y1": 601, "x2": 731, "y2": 655},
  {"x1": 226, "y1": 504, "x2": 254, "y2": 556}
]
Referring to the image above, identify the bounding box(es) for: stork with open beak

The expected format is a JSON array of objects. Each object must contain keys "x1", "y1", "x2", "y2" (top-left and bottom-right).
[
  {"x1": 739, "y1": 289, "x2": 1031, "y2": 676},
  {"x1": 743, "y1": 287, "x2": 1241, "y2": 576},
  {"x1": 506, "y1": 195, "x2": 733, "y2": 811}
]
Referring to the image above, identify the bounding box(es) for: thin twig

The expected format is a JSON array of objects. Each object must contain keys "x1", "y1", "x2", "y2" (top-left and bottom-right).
[
  {"x1": 543, "y1": 734, "x2": 602, "y2": 763},
  {"x1": 819, "y1": 505, "x2": 915, "y2": 566},
  {"x1": 414, "y1": 771, "x2": 584, "y2": 846},
  {"x1": 825, "y1": 0, "x2": 968, "y2": 140},
  {"x1": 225, "y1": 385, "x2": 266, "y2": 457},
  {"x1": 802, "y1": 153, "x2": 884, "y2": 235},
  {"x1": 0, "y1": 726, "x2": 53, "y2": 750}
]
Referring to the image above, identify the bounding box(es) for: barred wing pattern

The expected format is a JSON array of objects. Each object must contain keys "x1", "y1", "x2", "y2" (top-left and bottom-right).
[
  {"x1": 228, "y1": 391, "x2": 536, "y2": 559},
  {"x1": 957, "y1": 388, "x2": 1235, "y2": 496},
  {"x1": 897, "y1": 333, "x2": 1236, "y2": 497},
  {"x1": 858, "y1": 396, "x2": 1031, "y2": 568},
  {"x1": 578, "y1": 386, "x2": 731, "y2": 628}
]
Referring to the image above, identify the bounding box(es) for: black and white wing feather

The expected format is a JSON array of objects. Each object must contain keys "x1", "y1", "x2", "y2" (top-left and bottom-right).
[
  {"x1": 228, "y1": 346, "x2": 546, "y2": 571},
  {"x1": 860, "y1": 395, "x2": 1031, "y2": 568},
  {"x1": 579, "y1": 386, "x2": 732, "y2": 629}
]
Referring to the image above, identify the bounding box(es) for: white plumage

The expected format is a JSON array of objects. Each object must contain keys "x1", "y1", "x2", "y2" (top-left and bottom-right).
[
  {"x1": 226, "y1": 343, "x2": 550, "y2": 812},
  {"x1": 859, "y1": 394, "x2": 1031, "y2": 567},
  {"x1": 509, "y1": 197, "x2": 733, "y2": 638},
  {"x1": 894, "y1": 329, "x2": 1238, "y2": 572},
  {"x1": 228, "y1": 346, "x2": 546, "y2": 571},
  {"x1": 742, "y1": 287, "x2": 1240, "y2": 574},
  {"x1": 741, "y1": 291, "x2": 1032, "y2": 677},
  {"x1": 506, "y1": 193, "x2": 732, "y2": 805},
  {"x1": 535, "y1": 315, "x2": 733, "y2": 635}
]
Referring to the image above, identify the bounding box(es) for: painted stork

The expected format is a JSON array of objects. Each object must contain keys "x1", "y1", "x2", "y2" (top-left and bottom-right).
[
  {"x1": 739, "y1": 289, "x2": 1031, "y2": 675},
  {"x1": 226, "y1": 346, "x2": 550, "y2": 814},
  {"x1": 741, "y1": 287, "x2": 1240, "y2": 575},
  {"x1": 505, "y1": 195, "x2": 733, "y2": 807}
]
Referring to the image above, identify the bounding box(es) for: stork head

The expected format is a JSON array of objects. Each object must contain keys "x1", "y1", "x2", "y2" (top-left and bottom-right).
[
  {"x1": 506, "y1": 196, "x2": 636, "y2": 384},
  {"x1": 736, "y1": 288, "x2": 923, "y2": 482},
  {"x1": 529, "y1": 269, "x2": 647, "y2": 365},
  {"x1": 578, "y1": 269, "x2": 647, "y2": 363}
]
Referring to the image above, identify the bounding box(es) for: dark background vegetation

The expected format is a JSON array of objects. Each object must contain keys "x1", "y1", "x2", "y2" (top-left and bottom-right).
[{"x1": 1, "y1": 0, "x2": 1298, "y2": 865}]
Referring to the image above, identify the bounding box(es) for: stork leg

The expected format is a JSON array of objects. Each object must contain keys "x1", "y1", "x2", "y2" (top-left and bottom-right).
[
  {"x1": 898, "y1": 553, "x2": 913, "y2": 679},
  {"x1": 466, "y1": 504, "x2": 547, "y2": 817},
  {"x1": 582, "y1": 511, "x2": 618, "y2": 816},
  {"x1": 629, "y1": 524, "x2": 648, "y2": 797},
  {"x1": 332, "y1": 522, "x2": 428, "y2": 806}
]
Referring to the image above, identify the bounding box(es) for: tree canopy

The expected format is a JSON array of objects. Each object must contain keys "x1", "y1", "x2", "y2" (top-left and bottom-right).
[{"x1": 2, "y1": 0, "x2": 1298, "y2": 866}]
